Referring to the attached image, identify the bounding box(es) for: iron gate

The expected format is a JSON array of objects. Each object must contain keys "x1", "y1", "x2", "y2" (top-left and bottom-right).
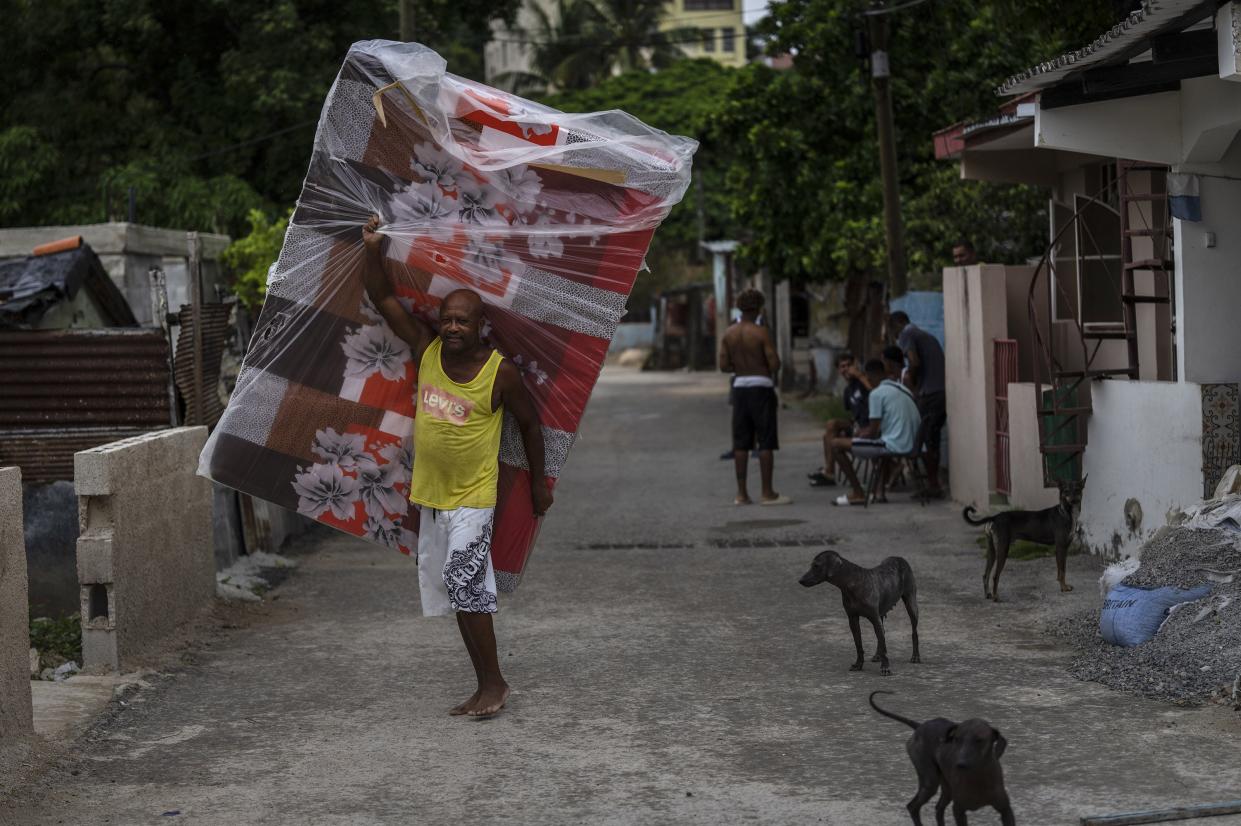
[{"x1": 994, "y1": 339, "x2": 1018, "y2": 496}]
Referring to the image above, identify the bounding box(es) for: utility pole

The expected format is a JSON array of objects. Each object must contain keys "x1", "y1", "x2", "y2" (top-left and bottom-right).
[
  {"x1": 399, "y1": 0, "x2": 415, "y2": 41},
  {"x1": 866, "y1": 6, "x2": 907, "y2": 297},
  {"x1": 695, "y1": 175, "x2": 705, "y2": 264}
]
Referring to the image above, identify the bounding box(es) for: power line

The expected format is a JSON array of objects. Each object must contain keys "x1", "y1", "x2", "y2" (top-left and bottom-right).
[
  {"x1": 184, "y1": 120, "x2": 319, "y2": 163},
  {"x1": 861, "y1": 0, "x2": 933, "y2": 16}
]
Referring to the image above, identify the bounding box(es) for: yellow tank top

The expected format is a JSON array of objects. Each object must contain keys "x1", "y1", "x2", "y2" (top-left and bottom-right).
[{"x1": 409, "y1": 338, "x2": 505, "y2": 510}]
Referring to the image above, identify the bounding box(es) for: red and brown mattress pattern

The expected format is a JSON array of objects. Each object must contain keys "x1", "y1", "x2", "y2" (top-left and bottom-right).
[{"x1": 198, "y1": 40, "x2": 695, "y2": 591}]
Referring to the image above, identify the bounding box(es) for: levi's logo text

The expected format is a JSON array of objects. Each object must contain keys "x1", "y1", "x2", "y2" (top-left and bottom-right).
[{"x1": 421, "y1": 385, "x2": 474, "y2": 425}]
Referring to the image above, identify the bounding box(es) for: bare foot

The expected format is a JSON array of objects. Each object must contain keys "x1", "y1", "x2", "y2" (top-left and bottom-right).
[
  {"x1": 449, "y1": 689, "x2": 481, "y2": 716},
  {"x1": 468, "y1": 683, "x2": 510, "y2": 718}
]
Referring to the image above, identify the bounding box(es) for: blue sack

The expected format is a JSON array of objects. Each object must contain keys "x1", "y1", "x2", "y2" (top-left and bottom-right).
[{"x1": 1099, "y1": 583, "x2": 1212, "y2": 647}]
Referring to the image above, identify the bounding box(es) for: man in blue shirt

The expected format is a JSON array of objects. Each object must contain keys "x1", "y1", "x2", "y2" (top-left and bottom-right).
[{"x1": 829, "y1": 355, "x2": 921, "y2": 506}]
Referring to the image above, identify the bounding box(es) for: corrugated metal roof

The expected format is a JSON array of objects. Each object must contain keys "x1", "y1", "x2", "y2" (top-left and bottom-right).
[
  {"x1": 0, "y1": 329, "x2": 171, "y2": 427},
  {"x1": 0, "y1": 428, "x2": 151, "y2": 485},
  {"x1": 173, "y1": 303, "x2": 231, "y2": 427},
  {"x1": 0, "y1": 329, "x2": 172, "y2": 482},
  {"x1": 997, "y1": 0, "x2": 1215, "y2": 96}
]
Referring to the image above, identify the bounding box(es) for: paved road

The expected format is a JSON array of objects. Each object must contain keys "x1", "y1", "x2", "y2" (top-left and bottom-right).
[{"x1": 8, "y1": 368, "x2": 1241, "y2": 825}]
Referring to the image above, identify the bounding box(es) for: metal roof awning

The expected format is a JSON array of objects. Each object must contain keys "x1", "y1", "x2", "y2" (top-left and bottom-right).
[{"x1": 997, "y1": 0, "x2": 1217, "y2": 97}]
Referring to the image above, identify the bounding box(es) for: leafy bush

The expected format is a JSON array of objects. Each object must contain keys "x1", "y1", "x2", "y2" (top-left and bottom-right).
[
  {"x1": 29, "y1": 614, "x2": 82, "y2": 667},
  {"x1": 221, "y1": 208, "x2": 291, "y2": 310}
]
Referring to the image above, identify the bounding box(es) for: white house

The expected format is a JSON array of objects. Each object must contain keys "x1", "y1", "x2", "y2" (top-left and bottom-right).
[{"x1": 936, "y1": 0, "x2": 1241, "y2": 559}]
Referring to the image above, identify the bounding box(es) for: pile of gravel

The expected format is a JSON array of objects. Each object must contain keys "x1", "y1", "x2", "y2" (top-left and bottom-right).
[
  {"x1": 1122, "y1": 527, "x2": 1241, "y2": 589},
  {"x1": 1046, "y1": 526, "x2": 1241, "y2": 707}
]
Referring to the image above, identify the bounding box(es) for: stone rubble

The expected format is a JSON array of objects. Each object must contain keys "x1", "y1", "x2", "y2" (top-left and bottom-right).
[{"x1": 1047, "y1": 526, "x2": 1241, "y2": 706}]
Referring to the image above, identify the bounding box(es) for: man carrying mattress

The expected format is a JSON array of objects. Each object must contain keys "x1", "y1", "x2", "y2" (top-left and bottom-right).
[{"x1": 363, "y1": 215, "x2": 553, "y2": 718}]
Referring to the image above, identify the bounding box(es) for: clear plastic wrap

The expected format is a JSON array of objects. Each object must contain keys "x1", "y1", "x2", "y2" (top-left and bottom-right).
[{"x1": 198, "y1": 40, "x2": 696, "y2": 591}]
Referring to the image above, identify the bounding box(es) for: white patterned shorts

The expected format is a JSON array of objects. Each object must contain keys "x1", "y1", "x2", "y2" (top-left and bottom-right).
[{"x1": 417, "y1": 505, "x2": 498, "y2": 617}]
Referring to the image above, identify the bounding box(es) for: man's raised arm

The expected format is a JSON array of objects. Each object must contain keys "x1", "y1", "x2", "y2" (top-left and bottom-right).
[
  {"x1": 362, "y1": 215, "x2": 434, "y2": 363},
  {"x1": 497, "y1": 361, "x2": 553, "y2": 517}
]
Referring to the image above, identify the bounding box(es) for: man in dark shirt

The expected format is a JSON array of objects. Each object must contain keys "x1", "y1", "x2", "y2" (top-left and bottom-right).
[
  {"x1": 809, "y1": 351, "x2": 873, "y2": 487},
  {"x1": 890, "y1": 311, "x2": 946, "y2": 497}
]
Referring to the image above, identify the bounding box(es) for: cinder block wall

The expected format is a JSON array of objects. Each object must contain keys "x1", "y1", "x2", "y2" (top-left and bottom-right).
[
  {"x1": 0, "y1": 466, "x2": 33, "y2": 736},
  {"x1": 75, "y1": 428, "x2": 214, "y2": 671}
]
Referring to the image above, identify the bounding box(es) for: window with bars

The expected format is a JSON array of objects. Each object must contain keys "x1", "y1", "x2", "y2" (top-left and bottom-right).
[
  {"x1": 701, "y1": 28, "x2": 716, "y2": 52},
  {"x1": 684, "y1": 0, "x2": 734, "y2": 10},
  {"x1": 721, "y1": 27, "x2": 736, "y2": 52}
]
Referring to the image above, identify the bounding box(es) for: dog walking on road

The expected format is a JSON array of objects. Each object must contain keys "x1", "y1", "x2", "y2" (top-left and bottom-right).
[{"x1": 870, "y1": 691, "x2": 1015, "y2": 826}]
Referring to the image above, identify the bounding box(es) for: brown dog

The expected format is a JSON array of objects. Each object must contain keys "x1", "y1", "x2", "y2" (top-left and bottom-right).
[
  {"x1": 870, "y1": 691, "x2": 1015, "y2": 825},
  {"x1": 963, "y1": 478, "x2": 1084, "y2": 602}
]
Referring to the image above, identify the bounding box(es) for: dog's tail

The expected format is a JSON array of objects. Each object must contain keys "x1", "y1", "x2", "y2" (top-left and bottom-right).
[
  {"x1": 962, "y1": 505, "x2": 995, "y2": 526},
  {"x1": 869, "y1": 690, "x2": 920, "y2": 730}
]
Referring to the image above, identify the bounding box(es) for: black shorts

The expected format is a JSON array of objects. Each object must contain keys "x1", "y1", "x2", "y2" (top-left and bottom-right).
[
  {"x1": 916, "y1": 391, "x2": 946, "y2": 453},
  {"x1": 732, "y1": 386, "x2": 779, "y2": 451}
]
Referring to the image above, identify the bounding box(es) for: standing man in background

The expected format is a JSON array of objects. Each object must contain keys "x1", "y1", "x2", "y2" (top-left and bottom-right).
[
  {"x1": 889, "y1": 311, "x2": 947, "y2": 499},
  {"x1": 720, "y1": 288, "x2": 791, "y2": 506}
]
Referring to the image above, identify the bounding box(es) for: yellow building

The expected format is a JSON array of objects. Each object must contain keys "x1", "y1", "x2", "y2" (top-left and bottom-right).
[{"x1": 662, "y1": 0, "x2": 747, "y2": 69}]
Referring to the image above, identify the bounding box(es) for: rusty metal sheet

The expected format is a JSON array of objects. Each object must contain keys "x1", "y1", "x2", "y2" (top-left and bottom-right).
[
  {"x1": 0, "y1": 329, "x2": 172, "y2": 483},
  {"x1": 174, "y1": 303, "x2": 230, "y2": 428},
  {"x1": 0, "y1": 428, "x2": 150, "y2": 485}
]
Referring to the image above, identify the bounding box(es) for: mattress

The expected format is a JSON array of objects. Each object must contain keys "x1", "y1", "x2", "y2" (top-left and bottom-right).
[{"x1": 198, "y1": 40, "x2": 695, "y2": 591}]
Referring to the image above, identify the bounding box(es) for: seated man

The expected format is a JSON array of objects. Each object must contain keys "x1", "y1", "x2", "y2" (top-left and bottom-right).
[
  {"x1": 829, "y1": 354, "x2": 921, "y2": 506},
  {"x1": 808, "y1": 351, "x2": 872, "y2": 487}
]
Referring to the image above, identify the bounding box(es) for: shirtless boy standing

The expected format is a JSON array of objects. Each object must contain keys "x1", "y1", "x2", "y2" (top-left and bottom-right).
[{"x1": 718, "y1": 288, "x2": 791, "y2": 506}]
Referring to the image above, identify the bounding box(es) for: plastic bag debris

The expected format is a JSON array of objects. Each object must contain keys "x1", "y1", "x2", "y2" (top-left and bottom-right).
[{"x1": 198, "y1": 41, "x2": 695, "y2": 591}]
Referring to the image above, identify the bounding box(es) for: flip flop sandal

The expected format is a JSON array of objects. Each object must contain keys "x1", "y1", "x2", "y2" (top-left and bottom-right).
[
  {"x1": 833, "y1": 494, "x2": 866, "y2": 507},
  {"x1": 807, "y1": 472, "x2": 835, "y2": 487},
  {"x1": 760, "y1": 494, "x2": 793, "y2": 506}
]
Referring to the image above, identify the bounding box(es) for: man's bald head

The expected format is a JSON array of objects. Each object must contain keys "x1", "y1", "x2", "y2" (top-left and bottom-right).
[
  {"x1": 442, "y1": 288, "x2": 484, "y2": 321},
  {"x1": 439, "y1": 288, "x2": 486, "y2": 354}
]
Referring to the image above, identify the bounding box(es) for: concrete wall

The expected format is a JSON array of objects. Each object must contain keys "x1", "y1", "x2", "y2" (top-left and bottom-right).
[
  {"x1": 1007, "y1": 383, "x2": 1060, "y2": 511},
  {"x1": 75, "y1": 428, "x2": 214, "y2": 671},
  {"x1": 1177, "y1": 174, "x2": 1241, "y2": 384},
  {"x1": 1080, "y1": 381, "x2": 1203, "y2": 560},
  {"x1": 944, "y1": 264, "x2": 1009, "y2": 508},
  {"x1": 1001, "y1": 266, "x2": 1040, "y2": 383},
  {"x1": 1, "y1": 467, "x2": 34, "y2": 737}
]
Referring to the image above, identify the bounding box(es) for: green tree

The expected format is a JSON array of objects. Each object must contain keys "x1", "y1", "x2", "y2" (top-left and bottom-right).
[
  {"x1": 501, "y1": 0, "x2": 606, "y2": 94},
  {"x1": 0, "y1": 0, "x2": 519, "y2": 236},
  {"x1": 220, "y1": 209, "x2": 292, "y2": 310},
  {"x1": 711, "y1": 0, "x2": 1120, "y2": 281},
  {"x1": 511, "y1": 0, "x2": 697, "y2": 93},
  {"x1": 0, "y1": 127, "x2": 58, "y2": 225},
  {"x1": 544, "y1": 59, "x2": 735, "y2": 304}
]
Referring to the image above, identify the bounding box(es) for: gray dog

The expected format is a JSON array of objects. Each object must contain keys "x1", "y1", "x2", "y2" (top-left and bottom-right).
[
  {"x1": 870, "y1": 691, "x2": 1015, "y2": 826},
  {"x1": 799, "y1": 550, "x2": 920, "y2": 675}
]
